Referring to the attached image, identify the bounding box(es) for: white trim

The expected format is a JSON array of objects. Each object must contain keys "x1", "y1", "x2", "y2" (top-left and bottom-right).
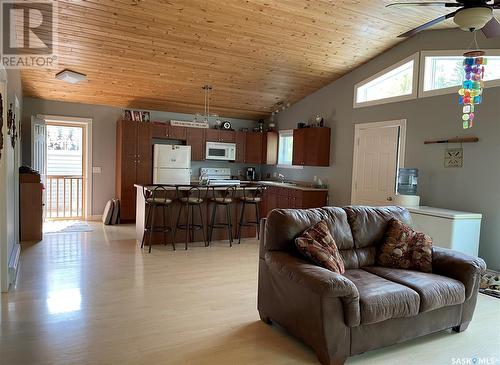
[
  {"x1": 418, "y1": 49, "x2": 500, "y2": 98},
  {"x1": 0, "y1": 71, "x2": 8, "y2": 292},
  {"x1": 353, "y1": 53, "x2": 419, "y2": 108},
  {"x1": 351, "y1": 119, "x2": 407, "y2": 205},
  {"x1": 38, "y1": 114, "x2": 94, "y2": 219}
]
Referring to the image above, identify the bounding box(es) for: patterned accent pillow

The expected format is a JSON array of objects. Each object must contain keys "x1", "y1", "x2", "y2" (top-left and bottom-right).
[
  {"x1": 378, "y1": 218, "x2": 433, "y2": 273},
  {"x1": 295, "y1": 220, "x2": 345, "y2": 274}
]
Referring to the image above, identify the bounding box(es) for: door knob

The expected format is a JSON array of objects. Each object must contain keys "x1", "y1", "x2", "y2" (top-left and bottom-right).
[{"x1": 387, "y1": 196, "x2": 393, "y2": 201}]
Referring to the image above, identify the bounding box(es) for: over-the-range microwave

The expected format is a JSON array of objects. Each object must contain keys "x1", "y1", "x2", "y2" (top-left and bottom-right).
[{"x1": 205, "y1": 141, "x2": 236, "y2": 161}]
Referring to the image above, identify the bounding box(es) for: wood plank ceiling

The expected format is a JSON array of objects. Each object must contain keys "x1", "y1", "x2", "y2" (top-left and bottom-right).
[{"x1": 20, "y1": 0, "x2": 455, "y2": 120}]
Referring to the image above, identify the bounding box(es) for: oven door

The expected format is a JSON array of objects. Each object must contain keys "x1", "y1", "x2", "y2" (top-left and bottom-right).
[{"x1": 205, "y1": 142, "x2": 236, "y2": 161}]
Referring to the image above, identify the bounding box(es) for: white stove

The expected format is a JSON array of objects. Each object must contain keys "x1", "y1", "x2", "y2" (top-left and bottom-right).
[{"x1": 200, "y1": 167, "x2": 240, "y2": 186}]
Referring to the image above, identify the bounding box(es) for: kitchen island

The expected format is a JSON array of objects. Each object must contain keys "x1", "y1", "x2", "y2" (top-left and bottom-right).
[{"x1": 134, "y1": 184, "x2": 262, "y2": 247}]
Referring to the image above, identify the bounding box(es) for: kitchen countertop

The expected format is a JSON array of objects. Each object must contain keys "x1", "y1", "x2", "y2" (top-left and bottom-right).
[
  {"x1": 135, "y1": 181, "x2": 329, "y2": 192},
  {"x1": 134, "y1": 183, "x2": 258, "y2": 191}
]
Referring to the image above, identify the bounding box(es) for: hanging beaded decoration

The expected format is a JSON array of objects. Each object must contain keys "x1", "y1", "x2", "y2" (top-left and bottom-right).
[{"x1": 458, "y1": 50, "x2": 486, "y2": 129}]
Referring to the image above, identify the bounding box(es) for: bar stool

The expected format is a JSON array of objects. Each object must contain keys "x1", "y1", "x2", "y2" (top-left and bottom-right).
[
  {"x1": 141, "y1": 185, "x2": 176, "y2": 253},
  {"x1": 208, "y1": 186, "x2": 236, "y2": 247},
  {"x1": 237, "y1": 185, "x2": 265, "y2": 244},
  {"x1": 174, "y1": 186, "x2": 207, "y2": 250}
]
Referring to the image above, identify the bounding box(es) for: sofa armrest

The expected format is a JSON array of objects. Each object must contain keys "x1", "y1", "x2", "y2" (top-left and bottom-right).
[
  {"x1": 265, "y1": 251, "x2": 360, "y2": 327},
  {"x1": 432, "y1": 246, "x2": 486, "y2": 300}
]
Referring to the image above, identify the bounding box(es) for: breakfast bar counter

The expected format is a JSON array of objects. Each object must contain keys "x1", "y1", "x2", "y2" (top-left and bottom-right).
[{"x1": 134, "y1": 184, "x2": 260, "y2": 248}]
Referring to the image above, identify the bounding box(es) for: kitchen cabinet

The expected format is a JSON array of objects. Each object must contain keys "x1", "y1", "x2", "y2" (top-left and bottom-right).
[
  {"x1": 292, "y1": 127, "x2": 330, "y2": 167},
  {"x1": 235, "y1": 131, "x2": 246, "y2": 163},
  {"x1": 245, "y1": 131, "x2": 278, "y2": 165},
  {"x1": 116, "y1": 120, "x2": 152, "y2": 222},
  {"x1": 205, "y1": 129, "x2": 235, "y2": 143},
  {"x1": 151, "y1": 121, "x2": 186, "y2": 140},
  {"x1": 260, "y1": 185, "x2": 328, "y2": 217},
  {"x1": 186, "y1": 128, "x2": 206, "y2": 161}
]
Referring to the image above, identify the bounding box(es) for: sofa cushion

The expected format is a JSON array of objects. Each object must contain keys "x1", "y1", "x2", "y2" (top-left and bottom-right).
[
  {"x1": 295, "y1": 220, "x2": 345, "y2": 274},
  {"x1": 265, "y1": 208, "x2": 354, "y2": 255},
  {"x1": 343, "y1": 206, "x2": 412, "y2": 249},
  {"x1": 343, "y1": 269, "x2": 420, "y2": 325},
  {"x1": 364, "y1": 266, "x2": 466, "y2": 312},
  {"x1": 378, "y1": 219, "x2": 433, "y2": 273}
]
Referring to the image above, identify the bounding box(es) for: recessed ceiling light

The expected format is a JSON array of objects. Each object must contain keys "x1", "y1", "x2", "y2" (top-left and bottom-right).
[{"x1": 55, "y1": 69, "x2": 87, "y2": 84}]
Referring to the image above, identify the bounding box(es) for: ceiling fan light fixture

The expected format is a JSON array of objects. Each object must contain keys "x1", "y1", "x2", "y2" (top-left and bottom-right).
[{"x1": 453, "y1": 7, "x2": 493, "y2": 31}]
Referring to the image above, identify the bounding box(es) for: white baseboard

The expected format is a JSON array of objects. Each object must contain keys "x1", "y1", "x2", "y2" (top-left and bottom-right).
[{"x1": 8, "y1": 243, "x2": 21, "y2": 289}]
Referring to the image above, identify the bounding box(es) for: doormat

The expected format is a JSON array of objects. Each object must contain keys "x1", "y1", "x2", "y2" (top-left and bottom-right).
[
  {"x1": 480, "y1": 269, "x2": 500, "y2": 299},
  {"x1": 44, "y1": 221, "x2": 93, "y2": 234}
]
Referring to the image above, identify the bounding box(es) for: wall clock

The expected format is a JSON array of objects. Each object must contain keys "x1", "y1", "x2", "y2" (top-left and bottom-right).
[{"x1": 222, "y1": 121, "x2": 231, "y2": 130}]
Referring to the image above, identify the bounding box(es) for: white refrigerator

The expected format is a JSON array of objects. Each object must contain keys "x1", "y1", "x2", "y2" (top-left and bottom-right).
[{"x1": 153, "y1": 144, "x2": 191, "y2": 184}]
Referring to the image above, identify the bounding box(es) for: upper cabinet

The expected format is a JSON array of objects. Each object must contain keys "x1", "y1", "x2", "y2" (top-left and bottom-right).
[
  {"x1": 151, "y1": 121, "x2": 187, "y2": 140},
  {"x1": 186, "y1": 128, "x2": 206, "y2": 161},
  {"x1": 245, "y1": 131, "x2": 278, "y2": 165},
  {"x1": 235, "y1": 131, "x2": 246, "y2": 163},
  {"x1": 205, "y1": 129, "x2": 236, "y2": 143},
  {"x1": 292, "y1": 127, "x2": 330, "y2": 167}
]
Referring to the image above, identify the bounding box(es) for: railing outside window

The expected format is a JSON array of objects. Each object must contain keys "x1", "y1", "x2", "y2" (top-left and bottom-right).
[{"x1": 45, "y1": 175, "x2": 84, "y2": 219}]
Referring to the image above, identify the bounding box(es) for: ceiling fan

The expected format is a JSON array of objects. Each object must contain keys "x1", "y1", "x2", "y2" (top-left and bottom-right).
[{"x1": 387, "y1": 0, "x2": 500, "y2": 38}]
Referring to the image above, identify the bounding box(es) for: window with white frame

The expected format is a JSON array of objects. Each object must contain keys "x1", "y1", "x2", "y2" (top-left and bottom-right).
[
  {"x1": 354, "y1": 53, "x2": 419, "y2": 107},
  {"x1": 277, "y1": 130, "x2": 293, "y2": 167},
  {"x1": 420, "y1": 50, "x2": 500, "y2": 97}
]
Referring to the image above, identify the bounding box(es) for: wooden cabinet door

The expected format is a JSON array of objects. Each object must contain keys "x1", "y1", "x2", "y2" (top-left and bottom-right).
[
  {"x1": 151, "y1": 122, "x2": 167, "y2": 139},
  {"x1": 305, "y1": 128, "x2": 330, "y2": 166},
  {"x1": 205, "y1": 129, "x2": 219, "y2": 142},
  {"x1": 266, "y1": 188, "x2": 278, "y2": 213},
  {"x1": 186, "y1": 128, "x2": 206, "y2": 161},
  {"x1": 235, "y1": 131, "x2": 246, "y2": 163},
  {"x1": 119, "y1": 121, "x2": 138, "y2": 221},
  {"x1": 245, "y1": 132, "x2": 263, "y2": 164},
  {"x1": 263, "y1": 131, "x2": 278, "y2": 165},
  {"x1": 168, "y1": 125, "x2": 187, "y2": 140},
  {"x1": 219, "y1": 130, "x2": 235, "y2": 143},
  {"x1": 292, "y1": 128, "x2": 306, "y2": 166},
  {"x1": 136, "y1": 122, "x2": 152, "y2": 185}
]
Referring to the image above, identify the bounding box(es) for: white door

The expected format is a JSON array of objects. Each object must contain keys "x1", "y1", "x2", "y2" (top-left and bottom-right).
[
  {"x1": 351, "y1": 120, "x2": 406, "y2": 206},
  {"x1": 31, "y1": 116, "x2": 46, "y2": 176}
]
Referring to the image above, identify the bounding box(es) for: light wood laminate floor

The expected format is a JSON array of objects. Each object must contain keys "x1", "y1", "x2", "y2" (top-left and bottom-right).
[{"x1": 1, "y1": 223, "x2": 499, "y2": 365}]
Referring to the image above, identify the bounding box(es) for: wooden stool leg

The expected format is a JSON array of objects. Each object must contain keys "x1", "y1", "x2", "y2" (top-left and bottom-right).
[
  {"x1": 162, "y1": 205, "x2": 167, "y2": 246},
  {"x1": 208, "y1": 203, "x2": 217, "y2": 246},
  {"x1": 198, "y1": 204, "x2": 207, "y2": 247},
  {"x1": 226, "y1": 204, "x2": 233, "y2": 247},
  {"x1": 255, "y1": 202, "x2": 260, "y2": 239},
  {"x1": 185, "y1": 204, "x2": 191, "y2": 250},
  {"x1": 141, "y1": 204, "x2": 151, "y2": 249},
  {"x1": 169, "y1": 205, "x2": 176, "y2": 251},
  {"x1": 238, "y1": 201, "x2": 246, "y2": 244},
  {"x1": 174, "y1": 204, "x2": 183, "y2": 242},
  {"x1": 149, "y1": 205, "x2": 156, "y2": 253}
]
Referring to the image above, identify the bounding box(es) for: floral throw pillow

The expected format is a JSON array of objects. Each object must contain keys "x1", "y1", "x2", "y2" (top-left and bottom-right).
[
  {"x1": 295, "y1": 220, "x2": 345, "y2": 274},
  {"x1": 378, "y1": 218, "x2": 433, "y2": 273}
]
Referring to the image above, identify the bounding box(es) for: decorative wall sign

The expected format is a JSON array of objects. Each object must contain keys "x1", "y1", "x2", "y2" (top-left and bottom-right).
[
  {"x1": 458, "y1": 50, "x2": 486, "y2": 129},
  {"x1": 0, "y1": 93, "x2": 3, "y2": 161},
  {"x1": 444, "y1": 148, "x2": 463, "y2": 168}
]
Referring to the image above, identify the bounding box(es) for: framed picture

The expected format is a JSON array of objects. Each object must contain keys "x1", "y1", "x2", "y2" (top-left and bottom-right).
[
  {"x1": 141, "y1": 111, "x2": 150, "y2": 122},
  {"x1": 133, "y1": 111, "x2": 141, "y2": 122},
  {"x1": 124, "y1": 110, "x2": 132, "y2": 121}
]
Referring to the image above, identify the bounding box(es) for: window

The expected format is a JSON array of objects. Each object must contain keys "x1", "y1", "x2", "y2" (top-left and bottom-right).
[
  {"x1": 420, "y1": 50, "x2": 500, "y2": 97},
  {"x1": 277, "y1": 130, "x2": 293, "y2": 167},
  {"x1": 354, "y1": 53, "x2": 419, "y2": 107}
]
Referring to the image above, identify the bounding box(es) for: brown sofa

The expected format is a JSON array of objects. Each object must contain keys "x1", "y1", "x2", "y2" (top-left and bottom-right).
[{"x1": 258, "y1": 206, "x2": 486, "y2": 365}]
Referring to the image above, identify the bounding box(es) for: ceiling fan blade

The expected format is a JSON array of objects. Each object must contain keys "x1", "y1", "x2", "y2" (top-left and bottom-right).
[
  {"x1": 482, "y1": 16, "x2": 500, "y2": 38},
  {"x1": 386, "y1": 2, "x2": 461, "y2": 7},
  {"x1": 398, "y1": 11, "x2": 456, "y2": 37}
]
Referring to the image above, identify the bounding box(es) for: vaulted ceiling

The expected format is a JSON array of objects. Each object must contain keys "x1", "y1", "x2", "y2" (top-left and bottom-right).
[{"x1": 20, "y1": 0, "x2": 456, "y2": 120}]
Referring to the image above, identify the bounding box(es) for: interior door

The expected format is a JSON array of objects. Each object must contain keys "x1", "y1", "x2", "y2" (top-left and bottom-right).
[
  {"x1": 31, "y1": 116, "x2": 46, "y2": 218},
  {"x1": 352, "y1": 123, "x2": 401, "y2": 205}
]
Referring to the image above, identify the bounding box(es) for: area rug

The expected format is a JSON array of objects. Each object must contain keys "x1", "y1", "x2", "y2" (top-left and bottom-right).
[
  {"x1": 480, "y1": 269, "x2": 500, "y2": 299},
  {"x1": 44, "y1": 221, "x2": 94, "y2": 234}
]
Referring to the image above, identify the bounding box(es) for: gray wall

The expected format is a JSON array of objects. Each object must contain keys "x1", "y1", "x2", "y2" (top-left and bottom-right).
[
  {"x1": 263, "y1": 29, "x2": 500, "y2": 270},
  {"x1": 21, "y1": 98, "x2": 257, "y2": 216}
]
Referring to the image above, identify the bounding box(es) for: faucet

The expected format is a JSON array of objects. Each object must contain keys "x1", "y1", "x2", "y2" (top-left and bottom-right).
[{"x1": 278, "y1": 173, "x2": 286, "y2": 183}]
